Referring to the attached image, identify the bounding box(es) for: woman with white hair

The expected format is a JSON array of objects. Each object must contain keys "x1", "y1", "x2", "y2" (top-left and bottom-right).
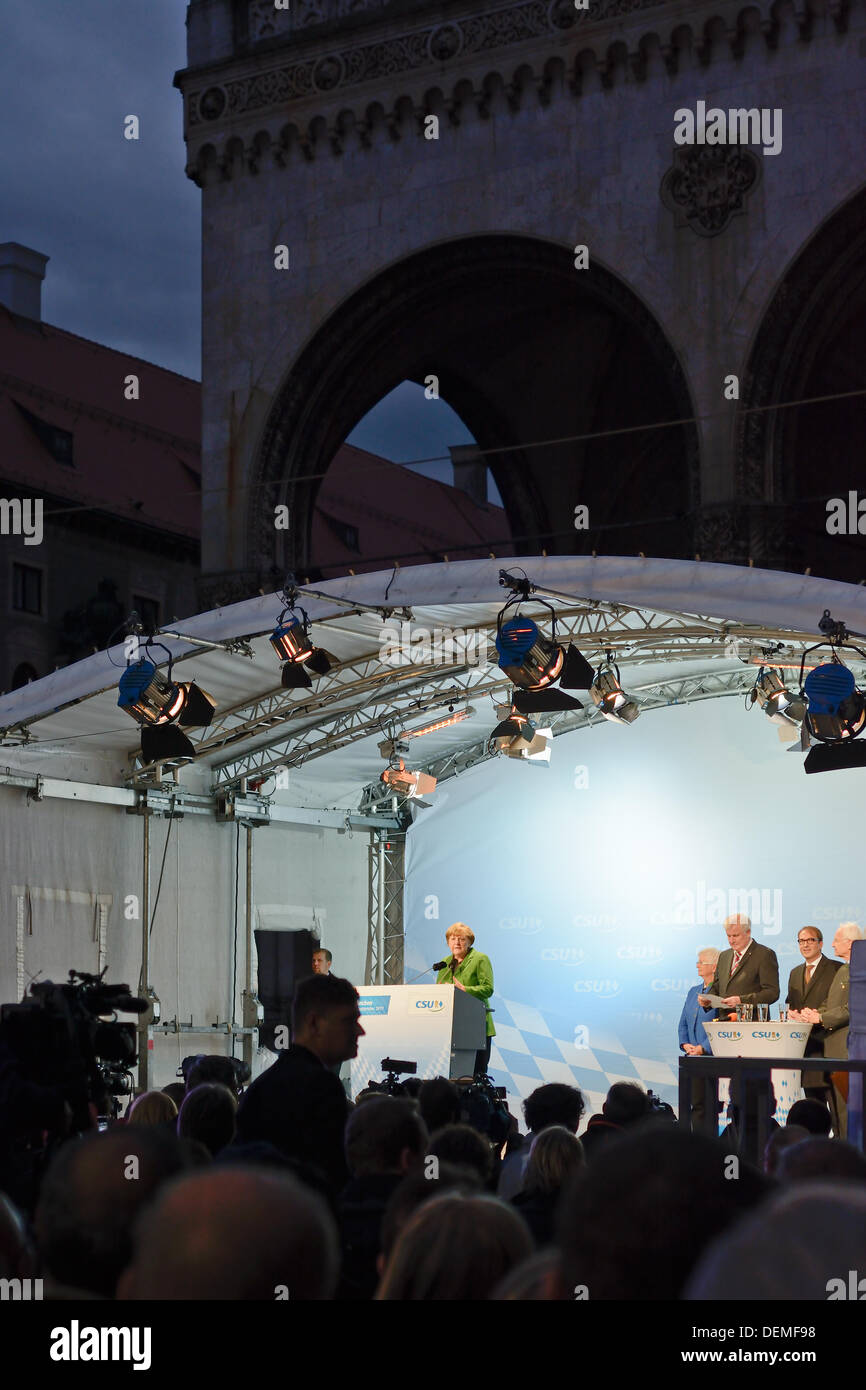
[{"x1": 679, "y1": 947, "x2": 721, "y2": 1128}]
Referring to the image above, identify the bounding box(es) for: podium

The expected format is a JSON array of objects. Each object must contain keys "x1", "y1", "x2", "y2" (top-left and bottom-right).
[
  {"x1": 704, "y1": 1020, "x2": 812, "y2": 1124},
  {"x1": 351, "y1": 985, "x2": 487, "y2": 1098}
]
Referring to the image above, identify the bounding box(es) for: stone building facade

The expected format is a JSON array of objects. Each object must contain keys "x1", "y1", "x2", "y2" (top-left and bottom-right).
[{"x1": 176, "y1": 0, "x2": 866, "y2": 608}]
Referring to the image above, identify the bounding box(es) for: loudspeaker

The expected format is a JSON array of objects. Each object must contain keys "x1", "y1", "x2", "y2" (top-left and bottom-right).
[{"x1": 254, "y1": 928, "x2": 318, "y2": 1050}]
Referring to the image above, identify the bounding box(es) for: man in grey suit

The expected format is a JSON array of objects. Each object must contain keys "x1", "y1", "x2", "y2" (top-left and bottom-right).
[
  {"x1": 792, "y1": 922, "x2": 863, "y2": 1137},
  {"x1": 698, "y1": 914, "x2": 780, "y2": 1018},
  {"x1": 786, "y1": 925, "x2": 841, "y2": 1103}
]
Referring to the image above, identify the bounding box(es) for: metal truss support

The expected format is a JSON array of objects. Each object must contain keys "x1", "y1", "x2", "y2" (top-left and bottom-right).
[
  {"x1": 359, "y1": 663, "x2": 772, "y2": 805},
  {"x1": 367, "y1": 828, "x2": 406, "y2": 985}
]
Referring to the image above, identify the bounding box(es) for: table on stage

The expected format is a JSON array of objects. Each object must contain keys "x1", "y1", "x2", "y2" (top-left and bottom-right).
[{"x1": 703, "y1": 1019, "x2": 813, "y2": 1124}]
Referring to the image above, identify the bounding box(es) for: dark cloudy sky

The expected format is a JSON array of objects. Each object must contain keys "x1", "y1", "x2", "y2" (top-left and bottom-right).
[
  {"x1": 1, "y1": 0, "x2": 484, "y2": 486},
  {"x1": 2, "y1": 0, "x2": 199, "y2": 378}
]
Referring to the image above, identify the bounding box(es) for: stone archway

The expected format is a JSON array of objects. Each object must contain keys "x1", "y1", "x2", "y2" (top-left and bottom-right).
[
  {"x1": 737, "y1": 186, "x2": 866, "y2": 583},
  {"x1": 249, "y1": 235, "x2": 699, "y2": 578}
]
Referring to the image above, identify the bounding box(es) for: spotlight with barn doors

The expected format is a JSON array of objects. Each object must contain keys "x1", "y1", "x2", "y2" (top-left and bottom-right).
[
  {"x1": 380, "y1": 758, "x2": 437, "y2": 806},
  {"x1": 117, "y1": 642, "x2": 216, "y2": 763},
  {"x1": 495, "y1": 570, "x2": 594, "y2": 713},
  {"x1": 589, "y1": 662, "x2": 640, "y2": 725},
  {"x1": 750, "y1": 667, "x2": 806, "y2": 740},
  {"x1": 796, "y1": 619, "x2": 866, "y2": 772},
  {"x1": 489, "y1": 704, "x2": 551, "y2": 761},
  {"x1": 269, "y1": 594, "x2": 337, "y2": 689}
]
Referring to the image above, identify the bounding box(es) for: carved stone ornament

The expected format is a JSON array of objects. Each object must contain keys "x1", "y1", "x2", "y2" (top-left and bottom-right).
[
  {"x1": 313, "y1": 54, "x2": 346, "y2": 90},
  {"x1": 660, "y1": 145, "x2": 760, "y2": 237},
  {"x1": 199, "y1": 86, "x2": 227, "y2": 121},
  {"x1": 191, "y1": 0, "x2": 682, "y2": 121},
  {"x1": 547, "y1": 0, "x2": 578, "y2": 31},
  {"x1": 428, "y1": 24, "x2": 463, "y2": 62}
]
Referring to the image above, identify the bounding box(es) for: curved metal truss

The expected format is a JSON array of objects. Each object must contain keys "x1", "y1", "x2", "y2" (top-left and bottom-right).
[{"x1": 184, "y1": 598, "x2": 839, "y2": 794}]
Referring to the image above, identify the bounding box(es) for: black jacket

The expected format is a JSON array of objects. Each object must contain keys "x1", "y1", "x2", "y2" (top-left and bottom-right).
[{"x1": 235, "y1": 1045, "x2": 350, "y2": 1196}]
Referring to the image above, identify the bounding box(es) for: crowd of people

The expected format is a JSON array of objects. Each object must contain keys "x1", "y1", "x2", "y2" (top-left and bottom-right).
[{"x1": 1, "y1": 969, "x2": 865, "y2": 1301}]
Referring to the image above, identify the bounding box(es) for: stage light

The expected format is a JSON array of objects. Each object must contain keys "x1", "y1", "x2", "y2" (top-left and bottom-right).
[
  {"x1": 495, "y1": 616, "x2": 563, "y2": 689},
  {"x1": 495, "y1": 573, "x2": 595, "y2": 695},
  {"x1": 381, "y1": 759, "x2": 437, "y2": 800},
  {"x1": 118, "y1": 661, "x2": 183, "y2": 726},
  {"x1": 118, "y1": 655, "x2": 216, "y2": 764},
  {"x1": 589, "y1": 666, "x2": 640, "y2": 724},
  {"x1": 402, "y1": 707, "x2": 475, "y2": 739},
  {"x1": 270, "y1": 619, "x2": 313, "y2": 665},
  {"x1": 752, "y1": 669, "x2": 805, "y2": 736},
  {"x1": 803, "y1": 662, "x2": 866, "y2": 743},
  {"x1": 489, "y1": 706, "x2": 550, "y2": 759},
  {"x1": 270, "y1": 611, "x2": 337, "y2": 687}
]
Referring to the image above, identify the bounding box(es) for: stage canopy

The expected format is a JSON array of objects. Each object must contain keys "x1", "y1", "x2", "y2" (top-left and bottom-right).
[{"x1": 1, "y1": 555, "x2": 865, "y2": 811}]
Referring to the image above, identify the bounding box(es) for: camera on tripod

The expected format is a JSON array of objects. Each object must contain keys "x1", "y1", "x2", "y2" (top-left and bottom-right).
[
  {"x1": 0, "y1": 967, "x2": 148, "y2": 1128},
  {"x1": 366, "y1": 1057, "x2": 418, "y2": 1097}
]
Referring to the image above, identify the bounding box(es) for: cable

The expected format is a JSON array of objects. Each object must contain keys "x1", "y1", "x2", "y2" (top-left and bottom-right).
[
  {"x1": 148, "y1": 807, "x2": 177, "y2": 939},
  {"x1": 35, "y1": 383, "x2": 866, "y2": 518}
]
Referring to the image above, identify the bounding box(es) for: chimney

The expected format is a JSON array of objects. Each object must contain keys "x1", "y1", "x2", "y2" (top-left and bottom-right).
[
  {"x1": 0, "y1": 243, "x2": 49, "y2": 321},
  {"x1": 449, "y1": 444, "x2": 487, "y2": 507}
]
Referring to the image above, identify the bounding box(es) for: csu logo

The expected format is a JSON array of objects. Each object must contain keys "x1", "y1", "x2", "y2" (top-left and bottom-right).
[
  {"x1": 414, "y1": 998, "x2": 445, "y2": 1012},
  {"x1": 541, "y1": 948, "x2": 586, "y2": 964},
  {"x1": 617, "y1": 946, "x2": 663, "y2": 961},
  {"x1": 753, "y1": 1030, "x2": 781, "y2": 1041},
  {"x1": 573, "y1": 979, "x2": 620, "y2": 998},
  {"x1": 499, "y1": 916, "x2": 543, "y2": 935},
  {"x1": 650, "y1": 979, "x2": 693, "y2": 992},
  {"x1": 718, "y1": 1030, "x2": 743, "y2": 1040}
]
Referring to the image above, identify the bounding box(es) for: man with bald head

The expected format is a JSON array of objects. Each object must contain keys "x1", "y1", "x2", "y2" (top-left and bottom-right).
[
  {"x1": 699, "y1": 914, "x2": 779, "y2": 1018},
  {"x1": 118, "y1": 1167, "x2": 338, "y2": 1300},
  {"x1": 35, "y1": 1127, "x2": 195, "y2": 1297}
]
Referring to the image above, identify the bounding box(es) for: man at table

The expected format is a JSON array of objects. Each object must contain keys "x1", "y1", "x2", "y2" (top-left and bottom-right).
[
  {"x1": 786, "y1": 926, "x2": 840, "y2": 1105},
  {"x1": 792, "y1": 922, "x2": 862, "y2": 1138},
  {"x1": 699, "y1": 914, "x2": 779, "y2": 1018},
  {"x1": 679, "y1": 947, "x2": 720, "y2": 1128}
]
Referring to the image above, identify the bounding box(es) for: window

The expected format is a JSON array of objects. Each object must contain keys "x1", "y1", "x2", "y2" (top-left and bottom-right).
[
  {"x1": 11, "y1": 663, "x2": 38, "y2": 688},
  {"x1": 12, "y1": 563, "x2": 42, "y2": 614},
  {"x1": 15, "y1": 402, "x2": 74, "y2": 466},
  {"x1": 133, "y1": 595, "x2": 160, "y2": 631},
  {"x1": 320, "y1": 511, "x2": 360, "y2": 552}
]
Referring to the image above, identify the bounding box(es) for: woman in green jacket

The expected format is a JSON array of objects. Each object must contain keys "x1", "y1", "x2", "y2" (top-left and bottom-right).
[{"x1": 436, "y1": 922, "x2": 495, "y2": 1077}]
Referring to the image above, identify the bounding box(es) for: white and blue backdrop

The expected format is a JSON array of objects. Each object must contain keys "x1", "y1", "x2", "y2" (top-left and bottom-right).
[{"x1": 404, "y1": 694, "x2": 863, "y2": 1122}]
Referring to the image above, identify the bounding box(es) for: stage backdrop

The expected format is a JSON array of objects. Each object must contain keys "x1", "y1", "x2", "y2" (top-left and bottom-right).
[{"x1": 403, "y1": 695, "x2": 864, "y2": 1124}]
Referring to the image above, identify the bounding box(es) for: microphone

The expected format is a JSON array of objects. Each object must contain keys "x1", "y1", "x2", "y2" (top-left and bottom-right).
[{"x1": 405, "y1": 961, "x2": 448, "y2": 983}]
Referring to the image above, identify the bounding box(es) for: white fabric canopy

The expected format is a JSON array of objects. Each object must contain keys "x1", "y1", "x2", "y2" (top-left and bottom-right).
[{"x1": 1, "y1": 555, "x2": 863, "y2": 807}]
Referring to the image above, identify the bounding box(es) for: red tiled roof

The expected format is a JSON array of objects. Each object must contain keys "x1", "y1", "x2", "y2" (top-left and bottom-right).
[
  {"x1": 311, "y1": 443, "x2": 511, "y2": 573},
  {"x1": 0, "y1": 304, "x2": 201, "y2": 538}
]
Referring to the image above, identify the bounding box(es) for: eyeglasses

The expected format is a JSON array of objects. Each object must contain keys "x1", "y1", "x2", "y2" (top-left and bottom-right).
[{"x1": 797, "y1": 938, "x2": 819, "y2": 944}]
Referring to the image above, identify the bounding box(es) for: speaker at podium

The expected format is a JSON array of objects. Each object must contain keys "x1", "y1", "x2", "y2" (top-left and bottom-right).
[{"x1": 351, "y1": 985, "x2": 486, "y2": 1098}]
